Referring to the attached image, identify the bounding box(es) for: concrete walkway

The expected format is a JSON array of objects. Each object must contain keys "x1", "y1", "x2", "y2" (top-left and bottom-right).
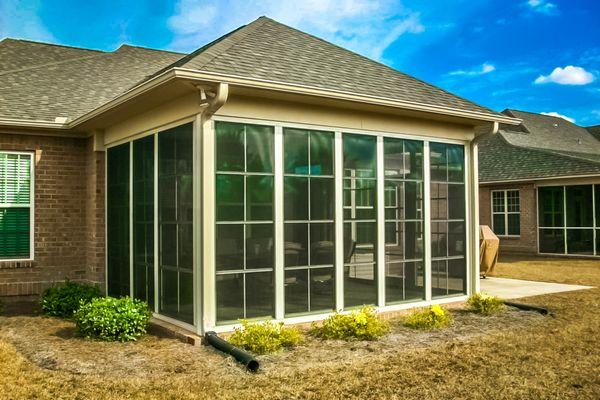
[{"x1": 480, "y1": 277, "x2": 593, "y2": 299}]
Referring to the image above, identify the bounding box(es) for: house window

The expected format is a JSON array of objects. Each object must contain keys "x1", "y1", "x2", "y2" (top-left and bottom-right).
[
  {"x1": 215, "y1": 121, "x2": 275, "y2": 323},
  {"x1": 0, "y1": 152, "x2": 33, "y2": 260},
  {"x1": 383, "y1": 138, "x2": 425, "y2": 304},
  {"x1": 283, "y1": 128, "x2": 335, "y2": 315},
  {"x1": 491, "y1": 190, "x2": 520, "y2": 236},
  {"x1": 430, "y1": 142, "x2": 466, "y2": 297}
]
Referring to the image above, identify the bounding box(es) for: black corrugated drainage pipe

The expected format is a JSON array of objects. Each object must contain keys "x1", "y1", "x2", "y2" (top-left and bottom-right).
[
  {"x1": 204, "y1": 331, "x2": 260, "y2": 372},
  {"x1": 503, "y1": 301, "x2": 550, "y2": 315}
]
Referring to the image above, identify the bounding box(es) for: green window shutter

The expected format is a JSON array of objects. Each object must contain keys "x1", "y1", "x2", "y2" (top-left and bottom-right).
[{"x1": 0, "y1": 152, "x2": 32, "y2": 259}]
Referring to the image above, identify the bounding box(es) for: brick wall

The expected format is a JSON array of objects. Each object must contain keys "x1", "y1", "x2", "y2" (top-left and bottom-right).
[
  {"x1": 0, "y1": 133, "x2": 105, "y2": 300},
  {"x1": 479, "y1": 182, "x2": 538, "y2": 255}
]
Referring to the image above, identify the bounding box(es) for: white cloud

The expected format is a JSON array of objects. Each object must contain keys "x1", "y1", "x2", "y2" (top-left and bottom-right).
[
  {"x1": 449, "y1": 62, "x2": 496, "y2": 76},
  {"x1": 526, "y1": 0, "x2": 558, "y2": 14},
  {"x1": 166, "y1": 0, "x2": 424, "y2": 61},
  {"x1": 540, "y1": 112, "x2": 575, "y2": 123},
  {"x1": 0, "y1": 0, "x2": 54, "y2": 42},
  {"x1": 534, "y1": 66, "x2": 596, "y2": 85}
]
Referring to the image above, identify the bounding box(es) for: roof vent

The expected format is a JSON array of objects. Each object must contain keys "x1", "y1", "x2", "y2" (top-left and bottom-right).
[
  {"x1": 577, "y1": 138, "x2": 582, "y2": 145},
  {"x1": 553, "y1": 123, "x2": 558, "y2": 128},
  {"x1": 54, "y1": 116, "x2": 68, "y2": 124}
]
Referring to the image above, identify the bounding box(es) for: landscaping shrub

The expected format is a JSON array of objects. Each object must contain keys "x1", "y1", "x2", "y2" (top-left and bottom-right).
[
  {"x1": 229, "y1": 320, "x2": 303, "y2": 355},
  {"x1": 74, "y1": 296, "x2": 151, "y2": 342},
  {"x1": 467, "y1": 292, "x2": 505, "y2": 315},
  {"x1": 404, "y1": 304, "x2": 453, "y2": 329},
  {"x1": 311, "y1": 306, "x2": 389, "y2": 341},
  {"x1": 41, "y1": 280, "x2": 102, "y2": 318}
]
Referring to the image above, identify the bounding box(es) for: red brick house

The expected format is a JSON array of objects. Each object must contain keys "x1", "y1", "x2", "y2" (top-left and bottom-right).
[
  {"x1": 0, "y1": 17, "x2": 521, "y2": 333},
  {"x1": 479, "y1": 110, "x2": 600, "y2": 257}
]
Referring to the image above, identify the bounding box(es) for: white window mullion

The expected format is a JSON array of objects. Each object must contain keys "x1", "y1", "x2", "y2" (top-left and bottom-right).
[
  {"x1": 376, "y1": 136, "x2": 385, "y2": 307},
  {"x1": 274, "y1": 124, "x2": 285, "y2": 320},
  {"x1": 153, "y1": 134, "x2": 159, "y2": 314},
  {"x1": 423, "y1": 141, "x2": 432, "y2": 302},
  {"x1": 129, "y1": 142, "x2": 134, "y2": 298},
  {"x1": 334, "y1": 131, "x2": 344, "y2": 311}
]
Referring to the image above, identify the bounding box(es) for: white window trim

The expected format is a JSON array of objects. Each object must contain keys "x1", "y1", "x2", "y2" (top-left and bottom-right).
[
  {"x1": 491, "y1": 189, "x2": 520, "y2": 238},
  {"x1": 0, "y1": 150, "x2": 35, "y2": 262}
]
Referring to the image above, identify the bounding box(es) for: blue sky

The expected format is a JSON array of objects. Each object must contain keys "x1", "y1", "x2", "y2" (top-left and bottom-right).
[{"x1": 1, "y1": 0, "x2": 599, "y2": 125}]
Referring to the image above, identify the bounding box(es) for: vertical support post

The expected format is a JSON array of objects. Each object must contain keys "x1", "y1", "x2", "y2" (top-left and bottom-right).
[
  {"x1": 129, "y1": 142, "x2": 134, "y2": 298},
  {"x1": 274, "y1": 125, "x2": 285, "y2": 320},
  {"x1": 334, "y1": 131, "x2": 344, "y2": 311},
  {"x1": 593, "y1": 184, "x2": 597, "y2": 256},
  {"x1": 423, "y1": 141, "x2": 432, "y2": 302},
  {"x1": 202, "y1": 117, "x2": 216, "y2": 331},
  {"x1": 467, "y1": 141, "x2": 480, "y2": 295},
  {"x1": 153, "y1": 134, "x2": 159, "y2": 314},
  {"x1": 376, "y1": 136, "x2": 385, "y2": 307},
  {"x1": 563, "y1": 186, "x2": 567, "y2": 255},
  {"x1": 193, "y1": 113, "x2": 203, "y2": 333}
]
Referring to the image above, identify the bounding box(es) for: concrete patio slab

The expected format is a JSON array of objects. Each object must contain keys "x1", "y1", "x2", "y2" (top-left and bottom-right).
[{"x1": 480, "y1": 277, "x2": 593, "y2": 299}]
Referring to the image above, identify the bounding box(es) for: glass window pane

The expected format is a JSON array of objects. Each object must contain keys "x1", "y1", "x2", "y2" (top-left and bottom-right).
[
  {"x1": 404, "y1": 140, "x2": 423, "y2": 180},
  {"x1": 385, "y1": 262, "x2": 405, "y2": 303},
  {"x1": 507, "y1": 190, "x2": 520, "y2": 212},
  {"x1": 178, "y1": 223, "x2": 193, "y2": 269},
  {"x1": 216, "y1": 273, "x2": 244, "y2": 322},
  {"x1": 431, "y1": 222, "x2": 448, "y2": 258},
  {"x1": 538, "y1": 187, "x2": 564, "y2": 227},
  {"x1": 284, "y1": 128, "x2": 309, "y2": 174},
  {"x1": 405, "y1": 221, "x2": 423, "y2": 260},
  {"x1": 508, "y1": 214, "x2": 520, "y2": 235},
  {"x1": 493, "y1": 214, "x2": 506, "y2": 235},
  {"x1": 344, "y1": 178, "x2": 376, "y2": 220},
  {"x1": 310, "y1": 177, "x2": 334, "y2": 220},
  {"x1": 246, "y1": 176, "x2": 273, "y2": 221},
  {"x1": 179, "y1": 271, "x2": 194, "y2": 324},
  {"x1": 385, "y1": 181, "x2": 403, "y2": 220},
  {"x1": 566, "y1": 185, "x2": 593, "y2": 227},
  {"x1": 285, "y1": 269, "x2": 308, "y2": 315},
  {"x1": 246, "y1": 124, "x2": 274, "y2": 173},
  {"x1": 345, "y1": 264, "x2": 377, "y2": 307},
  {"x1": 447, "y1": 258, "x2": 466, "y2": 295},
  {"x1": 310, "y1": 130, "x2": 334, "y2": 175},
  {"x1": 447, "y1": 145, "x2": 464, "y2": 182},
  {"x1": 448, "y1": 221, "x2": 466, "y2": 257},
  {"x1": 430, "y1": 183, "x2": 448, "y2": 220},
  {"x1": 216, "y1": 224, "x2": 244, "y2": 271},
  {"x1": 160, "y1": 268, "x2": 178, "y2": 317},
  {"x1": 310, "y1": 267, "x2": 335, "y2": 312},
  {"x1": 310, "y1": 222, "x2": 334, "y2": 265},
  {"x1": 216, "y1": 174, "x2": 244, "y2": 221},
  {"x1": 384, "y1": 138, "x2": 404, "y2": 178},
  {"x1": 0, "y1": 208, "x2": 30, "y2": 259},
  {"x1": 246, "y1": 224, "x2": 274, "y2": 269},
  {"x1": 431, "y1": 260, "x2": 448, "y2": 297},
  {"x1": 284, "y1": 176, "x2": 308, "y2": 220},
  {"x1": 107, "y1": 143, "x2": 130, "y2": 297},
  {"x1": 385, "y1": 222, "x2": 403, "y2": 258},
  {"x1": 596, "y1": 185, "x2": 600, "y2": 223},
  {"x1": 246, "y1": 272, "x2": 274, "y2": 318},
  {"x1": 215, "y1": 121, "x2": 244, "y2": 172},
  {"x1": 566, "y1": 229, "x2": 594, "y2": 255},
  {"x1": 448, "y1": 184, "x2": 465, "y2": 219},
  {"x1": 492, "y1": 191, "x2": 505, "y2": 213},
  {"x1": 404, "y1": 181, "x2": 422, "y2": 220},
  {"x1": 343, "y1": 134, "x2": 376, "y2": 178},
  {"x1": 429, "y1": 142, "x2": 447, "y2": 182},
  {"x1": 344, "y1": 222, "x2": 376, "y2": 264},
  {"x1": 284, "y1": 223, "x2": 308, "y2": 267},
  {"x1": 539, "y1": 229, "x2": 565, "y2": 254},
  {"x1": 386, "y1": 261, "x2": 424, "y2": 304}
]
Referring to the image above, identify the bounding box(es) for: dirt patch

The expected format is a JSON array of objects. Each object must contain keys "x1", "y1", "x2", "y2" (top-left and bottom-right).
[{"x1": 0, "y1": 305, "x2": 544, "y2": 379}]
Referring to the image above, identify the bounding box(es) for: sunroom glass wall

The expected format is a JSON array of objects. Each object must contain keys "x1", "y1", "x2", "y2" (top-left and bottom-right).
[
  {"x1": 429, "y1": 143, "x2": 466, "y2": 297},
  {"x1": 283, "y1": 128, "x2": 335, "y2": 315},
  {"x1": 383, "y1": 138, "x2": 425, "y2": 304},
  {"x1": 158, "y1": 123, "x2": 194, "y2": 324},
  {"x1": 343, "y1": 133, "x2": 378, "y2": 308},
  {"x1": 215, "y1": 121, "x2": 275, "y2": 323}
]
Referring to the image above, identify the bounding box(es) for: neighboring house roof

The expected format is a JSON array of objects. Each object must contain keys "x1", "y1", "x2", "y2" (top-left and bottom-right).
[
  {"x1": 586, "y1": 125, "x2": 600, "y2": 141},
  {"x1": 1, "y1": 17, "x2": 509, "y2": 127},
  {"x1": 479, "y1": 109, "x2": 600, "y2": 183},
  {"x1": 0, "y1": 39, "x2": 184, "y2": 123}
]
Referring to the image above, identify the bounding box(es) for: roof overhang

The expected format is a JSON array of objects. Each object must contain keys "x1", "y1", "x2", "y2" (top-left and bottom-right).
[{"x1": 2, "y1": 66, "x2": 522, "y2": 133}]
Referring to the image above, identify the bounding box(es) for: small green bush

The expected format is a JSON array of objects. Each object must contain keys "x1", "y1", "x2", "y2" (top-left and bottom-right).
[
  {"x1": 467, "y1": 292, "x2": 505, "y2": 315},
  {"x1": 404, "y1": 304, "x2": 453, "y2": 329},
  {"x1": 229, "y1": 320, "x2": 303, "y2": 355},
  {"x1": 311, "y1": 306, "x2": 389, "y2": 341},
  {"x1": 41, "y1": 280, "x2": 102, "y2": 318},
  {"x1": 74, "y1": 296, "x2": 151, "y2": 342}
]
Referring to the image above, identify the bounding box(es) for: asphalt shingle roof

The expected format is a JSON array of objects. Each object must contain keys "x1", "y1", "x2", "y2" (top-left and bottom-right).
[
  {"x1": 479, "y1": 109, "x2": 600, "y2": 182},
  {"x1": 586, "y1": 125, "x2": 600, "y2": 141},
  {"x1": 1, "y1": 17, "x2": 506, "y2": 125}
]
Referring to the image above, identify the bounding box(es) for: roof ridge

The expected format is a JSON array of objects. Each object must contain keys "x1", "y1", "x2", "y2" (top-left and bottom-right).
[
  {"x1": 0, "y1": 53, "x2": 107, "y2": 76},
  {"x1": 254, "y1": 17, "x2": 498, "y2": 116},
  {"x1": 0, "y1": 37, "x2": 106, "y2": 53},
  {"x1": 116, "y1": 44, "x2": 185, "y2": 56}
]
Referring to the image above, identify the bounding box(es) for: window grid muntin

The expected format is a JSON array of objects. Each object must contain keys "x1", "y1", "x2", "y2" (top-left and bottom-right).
[{"x1": 491, "y1": 189, "x2": 520, "y2": 236}]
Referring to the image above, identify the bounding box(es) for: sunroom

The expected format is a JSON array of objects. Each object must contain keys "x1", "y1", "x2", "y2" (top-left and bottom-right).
[{"x1": 98, "y1": 17, "x2": 518, "y2": 334}]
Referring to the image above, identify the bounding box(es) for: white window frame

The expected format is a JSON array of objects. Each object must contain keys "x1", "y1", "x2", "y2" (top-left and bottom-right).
[
  {"x1": 491, "y1": 189, "x2": 520, "y2": 237},
  {"x1": 0, "y1": 150, "x2": 35, "y2": 262}
]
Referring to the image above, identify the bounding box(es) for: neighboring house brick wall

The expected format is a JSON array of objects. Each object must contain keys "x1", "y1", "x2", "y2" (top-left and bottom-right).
[
  {"x1": 479, "y1": 182, "x2": 538, "y2": 255},
  {"x1": 0, "y1": 133, "x2": 105, "y2": 299}
]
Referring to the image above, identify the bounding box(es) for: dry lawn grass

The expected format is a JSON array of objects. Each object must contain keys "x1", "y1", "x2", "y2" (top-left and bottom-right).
[{"x1": 0, "y1": 256, "x2": 599, "y2": 399}]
